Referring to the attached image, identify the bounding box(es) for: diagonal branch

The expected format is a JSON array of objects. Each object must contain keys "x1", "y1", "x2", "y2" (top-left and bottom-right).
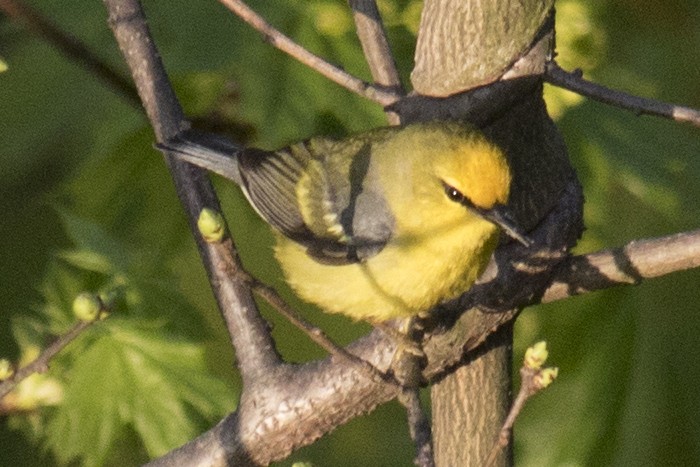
[
  {"x1": 544, "y1": 62, "x2": 700, "y2": 128},
  {"x1": 348, "y1": 0, "x2": 403, "y2": 91},
  {"x1": 348, "y1": 0, "x2": 405, "y2": 125},
  {"x1": 218, "y1": 0, "x2": 401, "y2": 107},
  {"x1": 246, "y1": 274, "x2": 395, "y2": 386},
  {"x1": 103, "y1": 0, "x2": 281, "y2": 382},
  {"x1": 347, "y1": 0, "x2": 404, "y2": 125}
]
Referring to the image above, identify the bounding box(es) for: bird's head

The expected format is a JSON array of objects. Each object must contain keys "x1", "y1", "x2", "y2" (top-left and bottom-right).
[
  {"x1": 433, "y1": 135, "x2": 511, "y2": 211},
  {"x1": 432, "y1": 135, "x2": 531, "y2": 247}
]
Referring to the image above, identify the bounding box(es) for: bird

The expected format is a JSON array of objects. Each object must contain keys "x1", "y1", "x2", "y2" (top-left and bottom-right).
[{"x1": 157, "y1": 121, "x2": 531, "y2": 322}]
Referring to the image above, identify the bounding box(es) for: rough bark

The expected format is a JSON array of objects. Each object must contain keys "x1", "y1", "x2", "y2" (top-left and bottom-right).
[
  {"x1": 432, "y1": 324, "x2": 514, "y2": 467},
  {"x1": 412, "y1": 0, "x2": 554, "y2": 96},
  {"x1": 407, "y1": 1, "x2": 579, "y2": 466}
]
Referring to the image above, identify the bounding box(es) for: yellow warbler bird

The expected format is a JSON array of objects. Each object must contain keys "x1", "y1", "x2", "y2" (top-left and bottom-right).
[{"x1": 158, "y1": 122, "x2": 530, "y2": 322}]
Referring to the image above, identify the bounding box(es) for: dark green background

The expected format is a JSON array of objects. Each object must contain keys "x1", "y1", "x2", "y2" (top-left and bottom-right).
[{"x1": 1, "y1": 1, "x2": 699, "y2": 465}]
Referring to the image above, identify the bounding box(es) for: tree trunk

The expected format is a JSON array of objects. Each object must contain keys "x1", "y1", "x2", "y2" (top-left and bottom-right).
[
  {"x1": 412, "y1": 0, "x2": 553, "y2": 97},
  {"x1": 432, "y1": 324, "x2": 513, "y2": 466},
  {"x1": 411, "y1": 1, "x2": 558, "y2": 465}
]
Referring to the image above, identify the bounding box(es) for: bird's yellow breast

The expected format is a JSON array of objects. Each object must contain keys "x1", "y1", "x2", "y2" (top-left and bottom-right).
[{"x1": 274, "y1": 215, "x2": 499, "y2": 321}]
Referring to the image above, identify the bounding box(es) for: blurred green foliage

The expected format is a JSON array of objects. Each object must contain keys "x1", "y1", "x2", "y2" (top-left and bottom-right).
[{"x1": 1, "y1": 0, "x2": 699, "y2": 465}]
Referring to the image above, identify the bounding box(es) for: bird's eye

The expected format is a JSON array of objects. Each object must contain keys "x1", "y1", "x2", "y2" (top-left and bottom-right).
[{"x1": 444, "y1": 184, "x2": 465, "y2": 203}]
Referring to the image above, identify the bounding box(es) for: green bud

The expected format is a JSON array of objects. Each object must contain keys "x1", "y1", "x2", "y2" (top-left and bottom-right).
[
  {"x1": 291, "y1": 462, "x2": 314, "y2": 467},
  {"x1": 198, "y1": 208, "x2": 226, "y2": 243},
  {"x1": 72, "y1": 292, "x2": 103, "y2": 321},
  {"x1": 524, "y1": 341, "x2": 549, "y2": 369},
  {"x1": 535, "y1": 367, "x2": 559, "y2": 389},
  {"x1": 0, "y1": 358, "x2": 14, "y2": 380}
]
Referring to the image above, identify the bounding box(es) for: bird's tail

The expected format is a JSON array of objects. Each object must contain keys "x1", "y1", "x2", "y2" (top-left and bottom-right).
[{"x1": 156, "y1": 130, "x2": 244, "y2": 185}]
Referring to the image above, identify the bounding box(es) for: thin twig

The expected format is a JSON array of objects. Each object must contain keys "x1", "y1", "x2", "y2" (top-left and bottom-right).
[
  {"x1": 485, "y1": 345, "x2": 557, "y2": 467},
  {"x1": 485, "y1": 368, "x2": 532, "y2": 467},
  {"x1": 347, "y1": 0, "x2": 404, "y2": 124},
  {"x1": 248, "y1": 275, "x2": 396, "y2": 386},
  {"x1": 218, "y1": 0, "x2": 401, "y2": 107},
  {"x1": 544, "y1": 62, "x2": 700, "y2": 128},
  {"x1": 348, "y1": 0, "x2": 402, "y2": 89},
  {"x1": 398, "y1": 388, "x2": 434, "y2": 467},
  {"x1": 0, "y1": 320, "x2": 95, "y2": 400},
  {"x1": 0, "y1": 0, "x2": 141, "y2": 108}
]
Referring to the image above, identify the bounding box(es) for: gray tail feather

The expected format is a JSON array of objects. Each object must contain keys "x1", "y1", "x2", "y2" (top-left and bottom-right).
[{"x1": 155, "y1": 130, "x2": 244, "y2": 185}]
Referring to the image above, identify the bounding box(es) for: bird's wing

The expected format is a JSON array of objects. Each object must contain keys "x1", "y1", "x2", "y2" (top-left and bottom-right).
[
  {"x1": 238, "y1": 136, "x2": 395, "y2": 264},
  {"x1": 236, "y1": 145, "x2": 309, "y2": 241}
]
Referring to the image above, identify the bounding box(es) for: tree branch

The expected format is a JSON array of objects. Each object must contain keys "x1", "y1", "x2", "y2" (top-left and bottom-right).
[
  {"x1": 347, "y1": 0, "x2": 403, "y2": 124},
  {"x1": 398, "y1": 388, "x2": 434, "y2": 467},
  {"x1": 541, "y1": 228, "x2": 700, "y2": 303},
  {"x1": 544, "y1": 62, "x2": 700, "y2": 128},
  {"x1": 103, "y1": 0, "x2": 280, "y2": 382},
  {"x1": 217, "y1": 0, "x2": 401, "y2": 107},
  {"x1": 485, "y1": 342, "x2": 558, "y2": 467},
  {"x1": 246, "y1": 274, "x2": 395, "y2": 386},
  {"x1": 348, "y1": 0, "x2": 402, "y2": 90}
]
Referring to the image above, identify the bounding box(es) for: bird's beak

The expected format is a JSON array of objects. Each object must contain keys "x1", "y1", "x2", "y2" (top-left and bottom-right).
[{"x1": 478, "y1": 204, "x2": 533, "y2": 247}]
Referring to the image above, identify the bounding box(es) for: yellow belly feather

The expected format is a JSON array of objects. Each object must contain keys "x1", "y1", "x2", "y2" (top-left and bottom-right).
[{"x1": 275, "y1": 217, "x2": 498, "y2": 322}]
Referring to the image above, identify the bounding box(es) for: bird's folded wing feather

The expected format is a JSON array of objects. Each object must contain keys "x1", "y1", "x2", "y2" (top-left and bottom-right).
[{"x1": 239, "y1": 136, "x2": 395, "y2": 264}]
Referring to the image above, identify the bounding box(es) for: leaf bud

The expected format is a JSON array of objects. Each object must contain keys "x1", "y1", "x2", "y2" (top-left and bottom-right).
[
  {"x1": 198, "y1": 208, "x2": 226, "y2": 243},
  {"x1": 72, "y1": 292, "x2": 103, "y2": 322},
  {"x1": 535, "y1": 367, "x2": 559, "y2": 389},
  {"x1": 524, "y1": 341, "x2": 549, "y2": 369}
]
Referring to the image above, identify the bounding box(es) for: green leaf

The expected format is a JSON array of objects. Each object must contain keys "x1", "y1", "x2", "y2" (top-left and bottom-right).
[
  {"x1": 46, "y1": 321, "x2": 235, "y2": 465},
  {"x1": 11, "y1": 210, "x2": 228, "y2": 464}
]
